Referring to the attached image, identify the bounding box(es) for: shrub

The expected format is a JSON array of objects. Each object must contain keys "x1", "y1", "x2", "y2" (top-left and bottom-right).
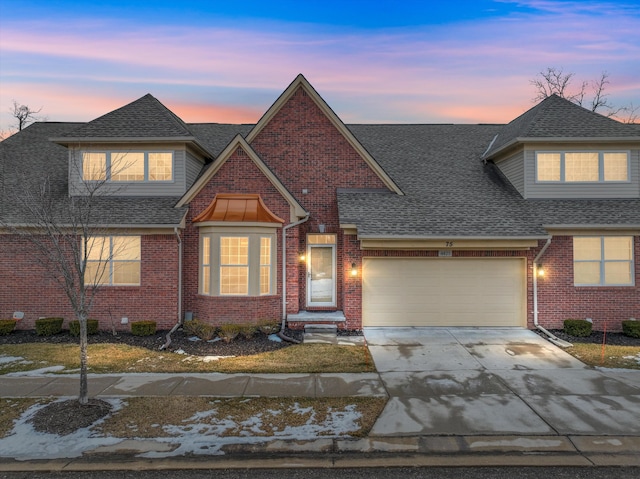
[
  {"x1": 183, "y1": 319, "x2": 216, "y2": 341},
  {"x1": 35, "y1": 317, "x2": 64, "y2": 336},
  {"x1": 0, "y1": 319, "x2": 17, "y2": 336},
  {"x1": 69, "y1": 319, "x2": 99, "y2": 337},
  {"x1": 240, "y1": 324, "x2": 257, "y2": 340},
  {"x1": 131, "y1": 320, "x2": 156, "y2": 336},
  {"x1": 219, "y1": 323, "x2": 241, "y2": 343},
  {"x1": 563, "y1": 319, "x2": 592, "y2": 337},
  {"x1": 257, "y1": 319, "x2": 280, "y2": 335},
  {"x1": 622, "y1": 320, "x2": 640, "y2": 339}
]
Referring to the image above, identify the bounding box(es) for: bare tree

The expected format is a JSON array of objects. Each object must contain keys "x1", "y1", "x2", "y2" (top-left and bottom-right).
[
  {"x1": 530, "y1": 67, "x2": 635, "y2": 121},
  {"x1": 10, "y1": 100, "x2": 43, "y2": 131},
  {"x1": 1, "y1": 149, "x2": 133, "y2": 404}
]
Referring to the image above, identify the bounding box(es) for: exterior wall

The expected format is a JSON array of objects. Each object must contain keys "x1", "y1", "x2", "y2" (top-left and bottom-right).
[
  {"x1": 535, "y1": 235, "x2": 640, "y2": 331},
  {"x1": 182, "y1": 149, "x2": 291, "y2": 325},
  {"x1": 185, "y1": 150, "x2": 205, "y2": 190},
  {"x1": 523, "y1": 144, "x2": 640, "y2": 199},
  {"x1": 495, "y1": 150, "x2": 525, "y2": 196},
  {"x1": 0, "y1": 234, "x2": 179, "y2": 331},
  {"x1": 68, "y1": 143, "x2": 191, "y2": 197}
]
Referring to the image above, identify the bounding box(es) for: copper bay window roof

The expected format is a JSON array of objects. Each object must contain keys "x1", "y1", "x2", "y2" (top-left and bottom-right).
[{"x1": 193, "y1": 194, "x2": 285, "y2": 224}]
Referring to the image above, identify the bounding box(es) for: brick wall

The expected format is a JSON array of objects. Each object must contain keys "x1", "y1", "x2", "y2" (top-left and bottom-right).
[{"x1": 0, "y1": 234, "x2": 179, "y2": 331}]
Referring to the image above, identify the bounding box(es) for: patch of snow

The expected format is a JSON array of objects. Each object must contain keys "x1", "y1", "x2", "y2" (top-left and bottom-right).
[
  {"x1": 6, "y1": 365, "x2": 66, "y2": 376},
  {"x1": 181, "y1": 355, "x2": 235, "y2": 363},
  {"x1": 268, "y1": 334, "x2": 282, "y2": 343},
  {"x1": 0, "y1": 356, "x2": 30, "y2": 365},
  {"x1": 188, "y1": 336, "x2": 201, "y2": 342},
  {"x1": 207, "y1": 337, "x2": 222, "y2": 343},
  {"x1": 622, "y1": 354, "x2": 640, "y2": 365}
]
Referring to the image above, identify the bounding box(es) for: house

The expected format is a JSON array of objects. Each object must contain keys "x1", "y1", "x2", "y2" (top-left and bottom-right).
[{"x1": 1, "y1": 74, "x2": 639, "y2": 333}]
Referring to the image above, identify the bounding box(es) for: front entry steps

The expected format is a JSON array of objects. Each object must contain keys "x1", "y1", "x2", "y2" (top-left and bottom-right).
[{"x1": 303, "y1": 324, "x2": 338, "y2": 344}]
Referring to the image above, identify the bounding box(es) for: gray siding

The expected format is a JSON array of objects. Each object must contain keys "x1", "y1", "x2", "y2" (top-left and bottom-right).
[
  {"x1": 524, "y1": 145, "x2": 640, "y2": 199},
  {"x1": 185, "y1": 151, "x2": 205, "y2": 189},
  {"x1": 496, "y1": 151, "x2": 525, "y2": 196},
  {"x1": 69, "y1": 145, "x2": 191, "y2": 197}
]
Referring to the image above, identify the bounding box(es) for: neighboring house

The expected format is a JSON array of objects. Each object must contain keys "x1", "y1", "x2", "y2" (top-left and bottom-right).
[{"x1": 1, "y1": 75, "x2": 638, "y2": 332}]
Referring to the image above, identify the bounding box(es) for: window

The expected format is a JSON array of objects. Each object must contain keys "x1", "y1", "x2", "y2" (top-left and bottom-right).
[
  {"x1": 81, "y1": 151, "x2": 173, "y2": 182},
  {"x1": 536, "y1": 151, "x2": 629, "y2": 183},
  {"x1": 200, "y1": 233, "x2": 275, "y2": 296},
  {"x1": 85, "y1": 236, "x2": 141, "y2": 285},
  {"x1": 574, "y1": 236, "x2": 634, "y2": 286}
]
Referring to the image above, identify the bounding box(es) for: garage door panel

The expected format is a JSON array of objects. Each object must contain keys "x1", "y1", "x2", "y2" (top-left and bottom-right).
[{"x1": 363, "y1": 258, "x2": 525, "y2": 327}]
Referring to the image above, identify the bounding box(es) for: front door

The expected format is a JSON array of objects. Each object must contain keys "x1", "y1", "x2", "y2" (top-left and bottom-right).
[{"x1": 306, "y1": 234, "x2": 336, "y2": 307}]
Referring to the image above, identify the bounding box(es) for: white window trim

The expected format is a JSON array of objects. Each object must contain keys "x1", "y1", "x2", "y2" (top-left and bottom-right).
[
  {"x1": 81, "y1": 150, "x2": 175, "y2": 183},
  {"x1": 573, "y1": 236, "x2": 635, "y2": 287},
  {"x1": 85, "y1": 235, "x2": 141, "y2": 286},
  {"x1": 535, "y1": 150, "x2": 630, "y2": 184},
  {"x1": 199, "y1": 226, "x2": 277, "y2": 297}
]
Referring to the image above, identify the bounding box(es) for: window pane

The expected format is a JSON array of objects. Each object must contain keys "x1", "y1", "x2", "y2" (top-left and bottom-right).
[
  {"x1": 113, "y1": 262, "x2": 140, "y2": 285},
  {"x1": 202, "y1": 266, "x2": 210, "y2": 294},
  {"x1": 604, "y1": 262, "x2": 632, "y2": 285},
  {"x1": 112, "y1": 237, "x2": 141, "y2": 261},
  {"x1": 85, "y1": 261, "x2": 108, "y2": 285},
  {"x1": 574, "y1": 237, "x2": 601, "y2": 261},
  {"x1": 220, "y1": 266, "x2": 248, "y2": 294},
  {"x1": 565, "y1": 152, "x2": 598, "y2": 182},
  {"x1": 221, "y1": 237, "x2": 248, "y2": 265},
  {"x1": 111, "y1": 152, "x2": 145, "y2": 182},
  {"x1": 308, "y1": 234, "x2": 337, "y2": 244},
  {"x1": 574, "y1": 262, "x2": 601, "y2": 285},
  {"x1": 604, "y1": 237, "x2": 633, "y2": 261},
  {"x1": 603, "y1": 153, "x2": 629, "y2": 181},
  {"x1": 86, "y1": 236, "x2": 108, "y2": 261},
  {"x1": 82, "y1": 152, "x2": 106, "y2": 181},
  {"x1": 149, "y1": 153, "x2": 173, "y2": 181},
  {"x1": 260, "y1": 237, "x2": 271, "y2": 295},
  {"x1": 536, "y1": 153, "x2": 560, "y2": 181},
  {"x1": 260, "y1": 266, "x2": 270, "y2": 295},
  {"x1": 202, "y1": 236, "x2": 211, "y2": 295}
]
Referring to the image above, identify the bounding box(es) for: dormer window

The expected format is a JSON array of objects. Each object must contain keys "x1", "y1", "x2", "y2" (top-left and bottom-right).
[
  {"x1": 536, "y1": 151, "x2": 629, "y2": 183},
  {"x1": 81, "y1": 151, "x2": 173, "y2": 182}
]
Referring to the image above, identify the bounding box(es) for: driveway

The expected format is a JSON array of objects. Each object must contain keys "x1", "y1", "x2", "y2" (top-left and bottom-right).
[{"x1": 364, "y1": 327, "x2": 640, "y2": 437}]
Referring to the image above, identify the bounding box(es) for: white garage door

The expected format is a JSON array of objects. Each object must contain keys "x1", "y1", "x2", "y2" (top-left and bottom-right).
[{"x1": 363, "y1": 258, "x2": 525, "y2": 327}]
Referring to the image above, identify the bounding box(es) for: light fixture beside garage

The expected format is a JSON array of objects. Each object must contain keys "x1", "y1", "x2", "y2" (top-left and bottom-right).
[
  {"x1": 537, "y1": 264, "x2": 545, "y2": 277},
  {"x1": 350, "y1": 262, "x2": 358, "y2": 277}
]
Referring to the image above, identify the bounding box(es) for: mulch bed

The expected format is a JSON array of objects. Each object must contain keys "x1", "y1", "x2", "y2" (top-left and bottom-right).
[{"x1": 538, "y1": 329, "x2": 640, "y2": 346}]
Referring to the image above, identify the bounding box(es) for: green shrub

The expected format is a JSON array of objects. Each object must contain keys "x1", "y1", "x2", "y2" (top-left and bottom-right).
[
  {"x1": 257, "y1": 319, "x2": 280, "y2": 335},
  {"x1": 131, "y1": 320, "x2": 156, "y2": 336},
  {"x1": 35, "y1": 317, "x2": 64, "y2": 336},
  {"x1": 219, "y1": 323, "x2": 241, "y2": 343},
  {"x1": 0, "y1": 319, "x2": 17, "y2": 336},
  {"x1": 69, "y1": 319, "x2": 99, "y2": 337},
  {"x1": 622, "y1": 320, "x2": 640, "y2": 339},
  {"x1": 563, "y1": 319, "x2": 592, "y2": 337},
  {"x1": 239, "y1": 324, "x2": 257, "y2": 340},
  {"x1": 183, "y1": 319, "x2": 216, "y2": 341}
]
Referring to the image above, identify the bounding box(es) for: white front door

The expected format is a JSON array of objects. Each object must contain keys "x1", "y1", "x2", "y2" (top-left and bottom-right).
[{"x1": 306, "y1": 235, "x2": 336, "y2": 307}]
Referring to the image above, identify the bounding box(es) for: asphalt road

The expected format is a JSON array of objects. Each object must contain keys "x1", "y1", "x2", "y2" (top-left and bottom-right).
[{"x1": 2, "y1": 468, "x2": 639, "y2": 479}]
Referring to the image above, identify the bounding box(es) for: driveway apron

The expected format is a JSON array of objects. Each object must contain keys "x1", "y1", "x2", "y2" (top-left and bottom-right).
[{"x1": 364, "y1": 327, "x2": 640, "y2": 437}]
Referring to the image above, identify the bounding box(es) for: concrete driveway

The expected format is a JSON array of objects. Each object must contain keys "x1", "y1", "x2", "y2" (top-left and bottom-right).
[{"x1": 364, "y1": 327, "x2": 640, "y2": 437}]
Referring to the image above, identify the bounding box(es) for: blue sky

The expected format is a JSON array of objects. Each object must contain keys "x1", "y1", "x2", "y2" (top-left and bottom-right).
[{"x1": 1, "y1": 0, "x2": 639, "y2": 133}]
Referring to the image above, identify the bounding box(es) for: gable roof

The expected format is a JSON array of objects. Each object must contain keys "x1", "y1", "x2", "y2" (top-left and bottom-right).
[
  {"x1": 177, "y1": 135, "x2": 307, "y2": 220},
  {"x1": 245, "y1": 74, "x2": 404, "y2": 195},
  {"x1": 484, "y1": 94, "x2": 640, "y2": 159}
]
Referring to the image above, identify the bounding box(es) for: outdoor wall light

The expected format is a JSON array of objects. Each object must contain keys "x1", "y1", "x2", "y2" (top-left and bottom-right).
[
  {"x1": 351, "y1": 262, "x2": 358, "y2": 277},
  {"x1": 299, "y1": 253, "x2": 306, "y2": 261},
  {"x1": 537, "y1": 264, "x2": 545, "y2": 277}
]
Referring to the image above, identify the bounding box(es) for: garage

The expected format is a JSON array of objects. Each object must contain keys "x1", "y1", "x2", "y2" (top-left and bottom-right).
[{"x1": 362, "y1": 258, "x2": 526, "y2": 327}]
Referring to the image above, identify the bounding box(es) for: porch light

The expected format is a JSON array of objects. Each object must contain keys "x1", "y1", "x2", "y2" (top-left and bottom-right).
[
  {"x1": 351, "y1": 262, "x2": 358, "y2": 277},
  {"x1": 299, "y1": 253, "x2": 306, "y2": 261},
  {"x1": 537, "y1": 264, "x2": 545, "y2": 277}
]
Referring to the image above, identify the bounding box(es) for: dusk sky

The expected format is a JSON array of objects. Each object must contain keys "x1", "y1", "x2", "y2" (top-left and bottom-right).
[{"x1": 1, "y1": 0, "x2": 639, "y2": 134}]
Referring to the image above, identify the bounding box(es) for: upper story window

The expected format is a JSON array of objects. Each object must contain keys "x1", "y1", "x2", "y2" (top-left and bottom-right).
[
  {"x1": 573, "y1": 236, "x2": 634, "y2": 286},
  {"x1": 536, "y1": 151, "x2": 629, "y2": 183},
  {"x1": 81, "y1": 151, "x2": 173, "y2": 182}
]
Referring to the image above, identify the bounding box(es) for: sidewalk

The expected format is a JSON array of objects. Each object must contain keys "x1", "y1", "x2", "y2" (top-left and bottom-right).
[{"x1": 1, "y1": 371, "x2": 640, "y2": 470}]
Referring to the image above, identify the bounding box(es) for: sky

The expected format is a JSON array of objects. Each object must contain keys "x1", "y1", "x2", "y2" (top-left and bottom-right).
[{"x1": 0, "y1": 0, "x2": 639, "y2": 134}]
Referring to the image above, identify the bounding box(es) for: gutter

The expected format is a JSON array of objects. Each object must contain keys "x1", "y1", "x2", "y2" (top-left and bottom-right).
[
  {"x1": 532, "y1": 237, "x2": 572, "y2": 348},
  {"x1": 160, "y1": 227, "x2": 183, "y2": 350},
  {"x1": 279, "y1": 214, "x2": 310, "y2": 343}
]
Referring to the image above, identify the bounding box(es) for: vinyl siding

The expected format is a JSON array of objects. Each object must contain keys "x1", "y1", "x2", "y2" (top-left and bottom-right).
[
  {"x1": 185, "y1": 150, "x2": 205, "y2": 189},
  {"x1": 69, "y1": 144, "x2": 190, "y2": 197},
  {"x1": 496, "y1": 151, "x2": 525, "y2": 196},
  {"x1": 524, "y1": 144, "x2": 640, "y2": 199}
]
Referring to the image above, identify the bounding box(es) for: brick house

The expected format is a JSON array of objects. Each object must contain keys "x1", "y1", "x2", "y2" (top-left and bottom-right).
[{"x1": 1, "y1": 74, "x2": 639, "y2": 332}]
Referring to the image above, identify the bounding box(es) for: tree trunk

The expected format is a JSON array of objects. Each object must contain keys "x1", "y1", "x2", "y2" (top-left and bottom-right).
[{"x1": 78, "y1": 313, "x2": 89, "y2": 405}]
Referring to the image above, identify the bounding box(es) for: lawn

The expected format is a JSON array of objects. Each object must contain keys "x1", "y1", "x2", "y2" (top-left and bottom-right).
[
  {"x1": 0, "y1": 342, "x2": 375, "y2": 374},
  {"x1": 565, "y1": 343, "x2": 640, "y2": 369}
]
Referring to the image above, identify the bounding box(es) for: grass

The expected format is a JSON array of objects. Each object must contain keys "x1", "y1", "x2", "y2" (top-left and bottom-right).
[
  {"x1": 0, "y1": 343, "x2": 375, "y2": 374},
  {"x1": 95, "y1": 396, "x2": 387, "y2": 439},
  {"x1": 565, "y1": 343, "x2": 640, "y2": 369},
  {"x1": 0, "y1": 398, "x2": 43, "y2": 438}
]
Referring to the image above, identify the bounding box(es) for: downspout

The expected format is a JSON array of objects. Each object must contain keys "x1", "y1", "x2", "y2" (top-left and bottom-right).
[
  {"x1": 160, "y1": 227, "x2": 183, "y2": 350},
  {"x1": 279, "y1": 214, "x2": 310, "y2": 343},
  {"x1": 533, "y1": 237, "x2": 572, "y2": 347}
]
